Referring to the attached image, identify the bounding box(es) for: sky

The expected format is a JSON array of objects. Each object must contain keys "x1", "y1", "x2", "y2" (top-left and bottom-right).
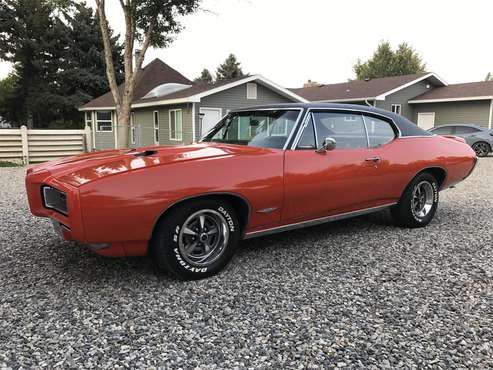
[{"x1": 1, "y1": 0, "x2": 492, "y2": 87}]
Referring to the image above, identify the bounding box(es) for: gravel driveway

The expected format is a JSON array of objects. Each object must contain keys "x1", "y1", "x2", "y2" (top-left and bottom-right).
[{"x1": 1, "y1": 160, "x2": 492, "y2": 369}]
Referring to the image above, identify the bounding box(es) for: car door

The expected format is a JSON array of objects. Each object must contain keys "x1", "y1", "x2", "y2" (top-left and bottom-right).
[
  {"x1": 362, "y1": 114, "x2": 403, "y2": 202},
  {"x1": 283, "y1": 110, "x2": 384, "y2": 223}
]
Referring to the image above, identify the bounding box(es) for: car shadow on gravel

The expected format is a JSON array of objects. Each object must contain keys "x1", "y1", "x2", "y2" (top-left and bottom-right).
[{"x1": 33, "y1": 210, "x2": 395, "y2": 284}]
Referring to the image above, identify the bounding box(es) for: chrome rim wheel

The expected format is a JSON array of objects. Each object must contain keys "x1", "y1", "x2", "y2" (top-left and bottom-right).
[
  {"x1": 178, "y1": 209, "x2": 229, "y2": 267},
  {"x1": 411, "y1": 181, "x2": 434, "y2": 218},
  {"x1": 473, "y1": 142, "x2": 489, "y2": 157}
]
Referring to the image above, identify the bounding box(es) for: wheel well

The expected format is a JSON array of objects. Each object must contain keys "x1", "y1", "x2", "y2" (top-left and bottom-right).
[
  {"x1": 418, "y1": 167, "x2": 447, "y2": 189},
  {"x1": 153, "y1": 193, "x2": 251, "y2": 235}
]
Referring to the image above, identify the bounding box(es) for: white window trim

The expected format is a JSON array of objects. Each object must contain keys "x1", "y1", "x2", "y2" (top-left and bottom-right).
[
  {"x1": 489, "y1": 99, "x2": 493, "y2": 129},
  {"x1": 95, "y1": 111, "x2": 113, "y2": 132},
  {"x1": 270, "y1": 118, "x2": 289, "y2": 136},
  {"x1": 130, "y1": 112, "x2": 136, "y2": 145},
  {"x1": 391, "y1": 104, "x2": 402, "y2": 115},
  {"x1": 169, "y1": 109, "x2": 183, "y2": 141},
  {"x1": 247, "y1": 82, "x2": 257, "y2": 100},
  {"x1": 85, "y1": 112, "x2": 92, "y2": 126},
  {"x1": 153, "y1": 111, "x2": 159, "y2": 144}
]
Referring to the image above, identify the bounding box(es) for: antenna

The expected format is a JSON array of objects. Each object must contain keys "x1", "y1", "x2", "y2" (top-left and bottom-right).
[{"x1": 365, "y1": 99, "x2": 373, "y2": 107}]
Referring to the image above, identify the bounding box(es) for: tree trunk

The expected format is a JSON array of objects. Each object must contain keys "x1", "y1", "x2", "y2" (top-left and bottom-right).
[
  {"x1": 95, "y1": 0, "x2": 155, "y2": 149},
  {"x1": 116, "y1": 99, "x2": 131, "y2": 149}
]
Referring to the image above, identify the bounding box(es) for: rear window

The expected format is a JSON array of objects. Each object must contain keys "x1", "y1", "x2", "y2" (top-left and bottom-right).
[{"x1": 431, "y1": 126, "x2": 454, "y2": 135}]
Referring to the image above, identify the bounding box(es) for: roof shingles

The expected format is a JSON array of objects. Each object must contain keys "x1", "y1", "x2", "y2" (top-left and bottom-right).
[
  {"x1": 81, "y1": 59, "x2": 192, "y2": 109},
  {"x1": 411, "y1": 80, "x2": 493, "y2": 101},
  {"x1": 290, "y1": 73, "x2": 430, "y2": 101}
]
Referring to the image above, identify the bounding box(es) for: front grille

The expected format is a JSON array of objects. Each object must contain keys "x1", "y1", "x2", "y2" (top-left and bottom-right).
[{"x1": 42, "y1": 186, "x2": 68, "y2": 215}]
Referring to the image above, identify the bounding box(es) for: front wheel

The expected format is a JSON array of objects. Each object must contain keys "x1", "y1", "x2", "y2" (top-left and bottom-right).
[
  {"x1": 472, "y1": 141, "x2": 490, "y2": 157},
  {"x1": 391, "y1": 172, "x2": 439, "y2": 228},
  {"x1": 150, "y1": 199, "x2": 241, "y2": 280}
]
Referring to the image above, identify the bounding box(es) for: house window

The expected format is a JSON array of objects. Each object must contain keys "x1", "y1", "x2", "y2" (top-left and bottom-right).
[
  {"x1": 96, "y1": 111, "x2": 112, "y2": 132},
  {"x1": 153, "y1": 111, "x2": 159, "y2": 144},
  {"x1": 169, "y1": 109, "x2": 183, "y2": 141},
  {"x1": 270, "y1": 118, "x2": 289, "y2": 136},
  {"x1": 85, "y1": 112, "x2": 92, "y2": 127},
  {"x1": 344, "y1": 115, "x2": 357, "y2": 122},
  {"x1": 391, "y1": 104, "x2": 402, "y2": 115},
  {"x1": 130, "y1": 112, "x2": 136, "y2": 145},
  {"x1": 247, "y1": 83, "x2": 257, "y2": 100}
]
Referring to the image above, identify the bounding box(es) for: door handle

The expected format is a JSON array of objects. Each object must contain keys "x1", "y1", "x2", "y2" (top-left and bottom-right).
[{"x1": 365, "y1": 156, "x2": 381, "y2": 163}]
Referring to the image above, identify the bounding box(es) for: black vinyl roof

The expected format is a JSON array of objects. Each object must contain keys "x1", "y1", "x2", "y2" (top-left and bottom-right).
[{"x1": 231, "y1": 103, "x2": 431, "y2": 137}]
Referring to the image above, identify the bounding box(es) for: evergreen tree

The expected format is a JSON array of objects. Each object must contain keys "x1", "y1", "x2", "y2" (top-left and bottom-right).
[
  {"x1": 353, "y1": 41, "x2": 426, "y2": 80},
  {"x1": 56, "y1": 2, "x2": 124, "y2": 128},
  {"x1": 216, "y1": 54, "x2": 245, "y2": 81},
  {"x1": 0, "y1": 73, "x2": 20, "y2": 125},
  {"x1": 486, "y1": 72, "x2": 492, "y2": 81},
  {"x1": 0, "y1": 0, "x2": 123, "y2": 128},
  {"x1": 194, "y1": 68, "x2": 214, "y2": 84}
]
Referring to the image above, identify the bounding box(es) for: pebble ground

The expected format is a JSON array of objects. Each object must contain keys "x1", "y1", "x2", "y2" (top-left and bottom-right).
[{"x1": 0, "y1": 158, "x2": 492, "y2": 369}]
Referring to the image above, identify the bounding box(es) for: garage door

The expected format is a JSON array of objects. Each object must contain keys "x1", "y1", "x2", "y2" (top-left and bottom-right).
[
  {"x1": 200, "y1": 108, "x2": 222, "y2": 136},
  {"x1": 417, "y1": 112, "x2": 436, "y2": 130}
]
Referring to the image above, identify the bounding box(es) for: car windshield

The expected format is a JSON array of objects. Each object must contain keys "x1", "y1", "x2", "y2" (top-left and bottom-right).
[{"x1": 201, "y1": 109, "x2": 300, "y2": 149}]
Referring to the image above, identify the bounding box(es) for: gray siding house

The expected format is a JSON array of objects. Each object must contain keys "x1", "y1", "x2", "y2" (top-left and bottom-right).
[
  {"x1": 80, "y1": 59, "x2": 307, "y2": 150},
  {"x1": 291, "y1": 73, "x2": 493, "y2": 130}
]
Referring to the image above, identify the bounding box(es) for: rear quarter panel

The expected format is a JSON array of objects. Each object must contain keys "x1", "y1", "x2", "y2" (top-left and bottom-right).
[
  {"x1": 375, "y1": 136, "x2": 476, "y2": 200},
  {"x1": 78, "y1": 151, "x2": 284, "y2": 244}
]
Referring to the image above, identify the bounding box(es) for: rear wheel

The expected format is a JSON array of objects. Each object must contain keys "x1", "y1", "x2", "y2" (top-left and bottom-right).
[
  {"x1": 391, "y1": 172, "x2": 439, "y2": 228},
  {"x1": 472, "y1": 141, "x2": 490, "y2": 157},
  {"x1": 150, "y1": 198, "x2": 240, "y2": 280}
]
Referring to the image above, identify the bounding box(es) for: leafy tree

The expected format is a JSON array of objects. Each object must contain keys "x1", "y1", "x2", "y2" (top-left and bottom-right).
[
  {"x1": 95, "y1": 0, "x2": 201, "y2": 148},
  {"x1": 194, "y1": 68, "x2": 214, "y2": 84},
  {"x1": 216, "y1": 54, "x2": 245, "y2": 81},
  {"x1": 353, "y1": 41, "x2": 426, "y2": 80},
  {"x1": 486, "y1": 72, "x2": 492, "y2": 81}
]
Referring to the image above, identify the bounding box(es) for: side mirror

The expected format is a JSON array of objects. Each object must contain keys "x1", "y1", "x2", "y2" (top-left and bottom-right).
[{"x1": 316, "y1": 137, "x2": 336, "y2": 153}]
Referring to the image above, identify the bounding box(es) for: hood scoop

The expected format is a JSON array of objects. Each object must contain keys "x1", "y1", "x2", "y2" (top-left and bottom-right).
[{"x1": 132, "y1": 150, "x2": 158, "y2": 157}]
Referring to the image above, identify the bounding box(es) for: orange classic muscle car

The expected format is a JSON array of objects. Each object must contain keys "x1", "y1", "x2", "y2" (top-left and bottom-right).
[{"x1": 26, "y1": 103, "x2": 477, "y2": 279}]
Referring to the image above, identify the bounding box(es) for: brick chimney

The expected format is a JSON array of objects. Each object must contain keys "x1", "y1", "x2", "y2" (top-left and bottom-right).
[
  {"x1": 303, "y1": 79, "x2": 320, "y2": 88},
  {"x1": 134, "y1": 49, "x2": 142, "y2": 71}
]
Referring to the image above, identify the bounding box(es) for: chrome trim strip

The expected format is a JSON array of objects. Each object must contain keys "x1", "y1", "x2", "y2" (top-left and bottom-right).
[
  {"x1": 397, "y1": 135, "x2": 435, "y2": 139},
  {"x1": 291, "y1": 111, "x2": 312, "y2": 150},
  {"x1": 243, "y1": 203, "x2": 397, "y2": 239},
  {"x1": 361, "y1": 115, "x2": 371, "y2": 148},
  {"x1": 311, "y1": 112, "x2": 319, "y2": 149},
  {"x1": 257, "y1": 207, "x2": 278, "y2": 214},
  {"x1": 281, "y1": 108, "x2": 304, "y2": 150}
]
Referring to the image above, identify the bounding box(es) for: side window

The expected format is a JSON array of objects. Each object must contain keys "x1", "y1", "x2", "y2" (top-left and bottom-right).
[
  {"x1": 454, "y1": 126, "x2": 480, "y2": 134},
  {"x1": 297, "y1": 115, "x2": 316, "y2": 149},
  {"x1": 364, "y1": 115, "x2": 396, "y2": 148},
  {"x1": 312, "y1": 112, "x2": 367, "y2": 149}
]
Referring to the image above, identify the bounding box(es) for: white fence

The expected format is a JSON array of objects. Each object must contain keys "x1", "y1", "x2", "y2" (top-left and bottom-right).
[{"x1": 0, "y1": 126, "x2": 92, "y2": 165}]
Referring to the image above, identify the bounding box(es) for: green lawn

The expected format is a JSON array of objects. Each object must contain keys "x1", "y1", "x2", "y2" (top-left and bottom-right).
[{"x1": 0, "y1": 161, "x2": 21, "y2": 167}]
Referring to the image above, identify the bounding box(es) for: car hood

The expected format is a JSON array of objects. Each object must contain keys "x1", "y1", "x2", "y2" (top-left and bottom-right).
[{"x1": 29, "y1": 143, "x2": 273, "y2": 187}]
